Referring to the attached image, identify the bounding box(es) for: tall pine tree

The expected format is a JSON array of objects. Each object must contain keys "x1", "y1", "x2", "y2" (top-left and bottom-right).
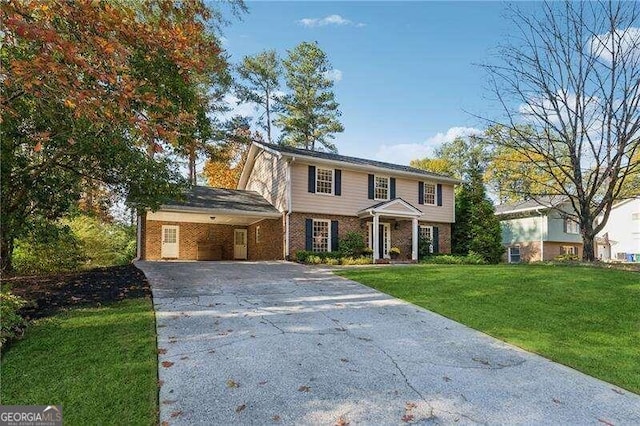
[{"x1": 275, "y1": 42, "x2": 344, "y2": 152}]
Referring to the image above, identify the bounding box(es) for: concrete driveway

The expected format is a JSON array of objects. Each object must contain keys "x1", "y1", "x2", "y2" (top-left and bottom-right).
[{"x1": 136, "y1": 261, "x2": 640, "y2": 425}]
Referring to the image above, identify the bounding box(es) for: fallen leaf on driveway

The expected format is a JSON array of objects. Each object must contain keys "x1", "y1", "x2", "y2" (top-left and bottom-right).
[
  {"x1": 405, "y1": 402, "x2": 417, "y2": 410},
  {"x1": 340, "y1": 358, "x2": 349, "y2": 363},
  {"x1": 161, "y1": 422, "x2": 169, "y2": 426},
  {"x1": 298, "y1": 385, "x2": 311, "y2": 392},
  {"x1": 552, "y1": 398, "x2": 561, "y2": 404},
  {"x1": 161, "y1": 361, "x2": 174, "y2": 368},
  {"x1": 161, "y1": 399, "x2": 177, "y2": 405},
  {"x1": 235, "y1": 404, "x2": 246, "y2": 413},
  {"x1": 598, "y1": 419, "x2": 614, "y2": 426},
  {"x1": 226, "y1": 379, "x2": 239, "y2": 388},
  {"x1": 272, "y1": 414, "x2": 281, "y2": 422},
  {"x1": 401, "y1": 414, "x2": 414, "y2": 423},
  {"x1": 158, "y1": 348, "x2": 167, "y2": 354},
  {"x1": 258, "y1": 380, "x2": 268, "y2": 385},
  {"x1": 180, "y1": 356, "x2": 189, "y2": 360},
  {"x1": 612, "y1": 388, "x2": 624, "y2": 395},
  {"x1": 335, "y1": 416, "x2": 349, "y2": 426},
  {"x1": 158, "y1": 380, "x2": 164, "y2": 388},
  {"x1": 170, "y1": 410, "x2": 183, "y2": 418}
]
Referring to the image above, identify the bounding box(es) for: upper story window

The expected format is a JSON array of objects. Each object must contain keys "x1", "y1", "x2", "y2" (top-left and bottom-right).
[
  {"x1": 423, "y1": 183, "x2": 436, "y2": 205},
  {"x1": 565, "y1": 219, "x2": 579, "y2": 234},
  {"x1": 316, "y1": 168, "x2": 334, "y2": 194},
  {"x1": 375, "y1": 176, "x2": 389, "y2": 200}
]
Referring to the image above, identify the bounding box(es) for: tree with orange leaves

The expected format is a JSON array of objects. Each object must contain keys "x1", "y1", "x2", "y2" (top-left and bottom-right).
[{"x1": 0, "y1": 0, "x2": 243, "y2": 272}]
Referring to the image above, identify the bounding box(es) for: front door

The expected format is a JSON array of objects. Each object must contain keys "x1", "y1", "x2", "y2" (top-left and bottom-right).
[
  {"x1": 368, "y1": 222, "x2": 391, "y2": 258},
  {"x1": 161, "y1": 225, "x2": 179, "y2": 258},
  {"x1": 234, "y1": 229, "x2": 248, "y2": 260}
]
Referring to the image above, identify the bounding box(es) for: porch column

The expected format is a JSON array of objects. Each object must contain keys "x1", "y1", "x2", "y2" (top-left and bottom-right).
[
  {"x1": 412, "y1": 217, "x2": 419, "y2": 261},
  {"x1": 372, "y1": 213, "x2": 380, "y2": 262}
]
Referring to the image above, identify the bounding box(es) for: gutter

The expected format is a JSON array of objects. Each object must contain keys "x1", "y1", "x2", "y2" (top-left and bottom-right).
[
  {"x1": 535, "y1": 208, "x2": 545, "y2": 261},
  {"x1": 285, "y1": 158, "x2": 294, "y2": 259},
  {"x1": 134, "y1": 213, "x2": 142, "y2": 261}
]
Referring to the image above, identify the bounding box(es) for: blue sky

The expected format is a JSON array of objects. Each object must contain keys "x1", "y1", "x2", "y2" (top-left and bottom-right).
[{"x1": 220, "y1": 1, "x2": 512, "y2": 165}]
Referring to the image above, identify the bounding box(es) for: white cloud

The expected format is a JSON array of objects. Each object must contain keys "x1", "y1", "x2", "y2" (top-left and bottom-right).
[
  {"x1": 590, "y1": 27, "x2": 640, "y2": 63},
  {"x1": 298, "y1": 14, "x2": 364, "y2": 28},
  {"x1": 221, "y1": 94, "x2": 256, "y2": 119},
  {"x1": 373, "y1": 127, "x2": 482, "y2": 166},
  {"x1": 323, "y1": 69, "x2": 343, "y2": 82}
]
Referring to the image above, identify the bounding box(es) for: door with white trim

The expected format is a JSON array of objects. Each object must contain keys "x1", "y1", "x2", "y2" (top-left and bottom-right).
[
  {"x1": 368, "y1": 222, "x2": 391, "y2": 258},
  {"x1": 161, "y1": 225, "x2": 179, "y2": 258},
  {"x1": 234, "y1": 229, "x2": 248, "y2": 260}
]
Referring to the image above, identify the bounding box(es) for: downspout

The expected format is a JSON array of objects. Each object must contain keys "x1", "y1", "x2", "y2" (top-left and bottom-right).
[
  {"x1": 134, "y1": 212, "x2": 142, "y2": 261},
  {"x1": 536, "y1": 208, "x2": 545, "y2": 261},
  {"x1": 285, "y1": 158, "x2": 294, "y2": 260}
]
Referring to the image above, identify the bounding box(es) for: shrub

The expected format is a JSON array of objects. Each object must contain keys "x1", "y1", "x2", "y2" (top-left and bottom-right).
[
  {"x1": 418, "y1": 235, "x2": 432, "y2": 260},
  {"x1": 421, "y1": 253, "x2": 487, "y2": 265},
  {"x1": 13, "y1": 223, "x2": 85, "y2": 275},
  {"x1": 67, "y1": 215, "x2": 136, "y2": 267},
  {"x1": 294, "y1": 250, "x2": 341, "y2": 264},
  {"x1": 0, "y1": 290, "x2": 28, "y2": 348},
  {"x1": 554, "y1": 253, "x2": 580, "y2": 262},
  {"x1": 338, "y1": 232, "x2": 366, "y2": 258},
  {"x1": 341, "y1": 256, "x2": 373, "y2": 265},
  {"x1": 389, "y1": 247, "x2": 401, "y2": 256},
  {"x1": 362, "y1": 247, "x2": 373, "y2": 257},
  {"x1": 325, "y1": 258, "x2": 340, "y2": 265}
]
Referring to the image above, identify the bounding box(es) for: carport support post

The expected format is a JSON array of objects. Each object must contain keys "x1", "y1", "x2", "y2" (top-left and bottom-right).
[
  {"x1": 412, "y1": 218, "x2": 418, "y2": 261},
  {"x1": 373, "y1": 214, "x2": 380, "y2": 262}
]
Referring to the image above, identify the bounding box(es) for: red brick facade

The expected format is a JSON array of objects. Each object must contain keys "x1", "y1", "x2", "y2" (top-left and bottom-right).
[
  {"x1": 144, "y1": 217, "x2": 284, "y2": 261},
  {"x1": 503, "y1": 241, "x2": 583, "y2": 262},
  {"x1": 288, "y1": 212, "x2": 451, "y2": 260}
]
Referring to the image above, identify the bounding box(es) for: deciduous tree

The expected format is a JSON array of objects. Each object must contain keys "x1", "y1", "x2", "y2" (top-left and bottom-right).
[{"x1": 483, "y1": 1, "x2": 640, "y2": 261}]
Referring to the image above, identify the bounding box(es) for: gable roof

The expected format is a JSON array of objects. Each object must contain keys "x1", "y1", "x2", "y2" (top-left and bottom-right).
[
  {"x1": 357, "y1": 198, "x2": 423, "y2": 218},
  {"x1": 252, "y1": 142, "x2": 461, "y2": 184},
  {"x1": 494, "y1": 195, "x2": 568, "y2": 216},
  {"x1": 160, "y1": 186, "x2": 280, "y2": 216}
]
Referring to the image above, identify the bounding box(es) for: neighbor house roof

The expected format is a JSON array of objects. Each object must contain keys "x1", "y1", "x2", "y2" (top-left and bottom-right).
[
  {"x1": 494, "y1": 195, "x2": 568, "y2": 216},
  {"x1": 160, "y1": 186, "x2": 280, "y2": 216},
  {"x1": 253, "y1": 142, "x2": 461, "y2": 184}
]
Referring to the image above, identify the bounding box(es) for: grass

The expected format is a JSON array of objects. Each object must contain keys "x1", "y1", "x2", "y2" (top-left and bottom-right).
[
  {"x1": 1, "y1": 299, "x2": 158, "y2": 425},
  {"x1": 337, "y1": 264, "x2": 640, "y2": 394}
]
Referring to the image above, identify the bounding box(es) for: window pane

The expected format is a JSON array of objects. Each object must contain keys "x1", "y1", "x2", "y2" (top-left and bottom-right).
[
  {"x1": 424, "y1": 183, "x2": 436, "y2": 205},
  {"x1": 316, "y1": 168, "x2": 333, "y2": 194},
  {"x1": 375, "y1": 176, "x2": 388, "y2": 200},
  {"x1": 164, "y1": 228, "x2": 177, "y2": 243},
  {"x1": 312, "y1": 220, "x2": 329, "y2": 252}
]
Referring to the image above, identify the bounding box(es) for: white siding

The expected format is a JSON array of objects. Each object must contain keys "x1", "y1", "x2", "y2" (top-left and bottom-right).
[
  {"x1": 245, "y1": 150, "x2": 288, "y2": 212},
  {"x1": 291, "y1": 162, "x2": 455, "y2": 223},
  {"x1": 597, "y1": 198, "x2": 640, "y2": 259}
]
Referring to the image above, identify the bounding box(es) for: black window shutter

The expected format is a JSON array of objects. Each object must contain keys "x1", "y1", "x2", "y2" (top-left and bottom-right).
[
  {"x1": 437, "y1": 184, "x2": 443, "y2": 206},
  {"x1": 368, "y1": 174, "x2": 374, "y2": 199},
  {"x1": 418, "y1": 182, "x2": 425, "y2": 205},
  {"x1": 432, "y1": 226, "x2": 440, "y2": 253},
  {"x1": 334, "y1": 169, "x2": 342, "y2": 196},
  {"x1": 331, "y1": 221, "x2": 339, "y2": 251},
  {"x1": 390, "y1": 178, "x2": 396, "y2": 199},
  {"x1": 308, "y1": 166, "x2": 316, "y2": 193},
  {"x1": 305, "y1": 219, "x2": 313, "y2": 251}
]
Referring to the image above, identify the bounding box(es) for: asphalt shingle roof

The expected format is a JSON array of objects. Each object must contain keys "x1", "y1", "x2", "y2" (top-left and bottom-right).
[
  {"x1": 494, "y1": 195, "x2": 567, "y2": 215},
  {"x1": 164, "y1": 186, "x2": 279, "y2": 214},
  {"x1": 259, "y1": 142, "x2": 457, "y2": 181}
]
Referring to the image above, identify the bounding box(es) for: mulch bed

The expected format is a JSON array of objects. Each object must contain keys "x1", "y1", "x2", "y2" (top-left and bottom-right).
[{"x1": 2, "y1": 264, "x2": 151, "y2": 320}]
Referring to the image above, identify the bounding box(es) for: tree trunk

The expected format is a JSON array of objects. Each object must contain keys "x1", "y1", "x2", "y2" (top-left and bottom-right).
[
  {"x1": 582, "y1": 234, "x2": 596, "y2": 262},
  {"x1": 1, "y1": 236, "x2": 14, "y2": 275}
]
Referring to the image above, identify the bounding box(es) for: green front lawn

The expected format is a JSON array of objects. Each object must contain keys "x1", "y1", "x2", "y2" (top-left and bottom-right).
[
  {"x1": 338, "y1": 264, "x2": 640, "y2": 394},
  {"x1": 1, "y1": 299, "x2": 158, "y2": 425}
]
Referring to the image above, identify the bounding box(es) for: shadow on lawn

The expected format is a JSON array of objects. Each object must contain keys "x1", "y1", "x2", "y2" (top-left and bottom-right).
[{"x1": 2, "y1": 264, "x2": 151, "y2": 320}]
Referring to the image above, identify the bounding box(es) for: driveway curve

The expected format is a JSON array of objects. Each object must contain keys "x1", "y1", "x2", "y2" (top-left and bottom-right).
[{"x1": 136, "y1": 261, "x2": 640, "y2": 425}]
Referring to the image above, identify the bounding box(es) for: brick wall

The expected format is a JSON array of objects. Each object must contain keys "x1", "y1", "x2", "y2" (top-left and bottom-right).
[
  {"x1": 247, "y1": 217, "x2": 285, "y2": 260},
  {"x1": 289, "y1": 213, "x2": 452, "y2": 259},
  {"x1": 502, "y1": 241, "x2": 583, "y2": 262}
]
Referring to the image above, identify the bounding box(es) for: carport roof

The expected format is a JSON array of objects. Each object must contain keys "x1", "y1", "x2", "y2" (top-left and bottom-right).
[{"x1": 160, "y1": 186, "x2": 280, "y2": 216}]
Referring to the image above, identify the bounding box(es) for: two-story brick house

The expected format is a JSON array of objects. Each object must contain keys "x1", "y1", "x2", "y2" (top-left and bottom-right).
[{"x1": 138, "y1": 142, "x2": 459, "y2": 262}]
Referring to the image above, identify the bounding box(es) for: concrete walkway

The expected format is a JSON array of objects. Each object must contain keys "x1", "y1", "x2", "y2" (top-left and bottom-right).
[{"x1": 136, "y1": 261, "x2": 640, "y2": 425}]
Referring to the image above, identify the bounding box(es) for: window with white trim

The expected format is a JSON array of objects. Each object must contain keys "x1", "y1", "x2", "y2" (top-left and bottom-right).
[
  {"x1": 255, "y1": 226, "x2": 261, "y2": 244},
  {"x1": 374, "y1": 176, "x2": 389, "y2": 200},
  {"x1": 565, "y1": 219, "x2": 579, "y2": 234},
  {"x1": 312, "y1": 219, "x2": 330, "y2": 252},
  {"x1": 561, "y1": 246, "x2": 577, "y2": 255},
  {"x1": 508, "y1": 246, "x2": 521, "y2": 263},
  {"x1": 316, "y1": 168, "x2": 334, "y2": 194},
  {"x1": 424, "y1": 183, "x2": 436, "y2": 205},
  {"x1": 419, "y1": 225, "x2": 434, "y2": 253}
]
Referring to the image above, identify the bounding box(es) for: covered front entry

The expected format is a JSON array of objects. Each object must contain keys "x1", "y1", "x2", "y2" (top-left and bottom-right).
[{"x1": 358, "y1": 198, "x2": 423, "y2": 262}]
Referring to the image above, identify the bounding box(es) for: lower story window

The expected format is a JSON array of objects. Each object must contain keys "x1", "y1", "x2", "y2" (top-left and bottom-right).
[
  {"x1": 561, "y1": 246, "x2": 577, "y2": 255},
  {"x1": 508, "y1": 246, "x2": 521, "y2": 263},
  {"x1": 312, "y1": 219, "x2": 330, "y2": 252},
  {"x1": 419, "y1": 225, "x2": 433, "y2": 253}
]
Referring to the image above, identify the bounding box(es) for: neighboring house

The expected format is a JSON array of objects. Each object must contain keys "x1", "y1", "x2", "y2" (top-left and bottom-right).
[
  {"x1": 138, "y1": 142, "x2": 459, "y2": 262},
  {"x1": 495, "y1": 196, "x2": 585, "y2": 262},
  {"x1": 596, "y1": 197, "x2": 640, "y2": 262}
]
